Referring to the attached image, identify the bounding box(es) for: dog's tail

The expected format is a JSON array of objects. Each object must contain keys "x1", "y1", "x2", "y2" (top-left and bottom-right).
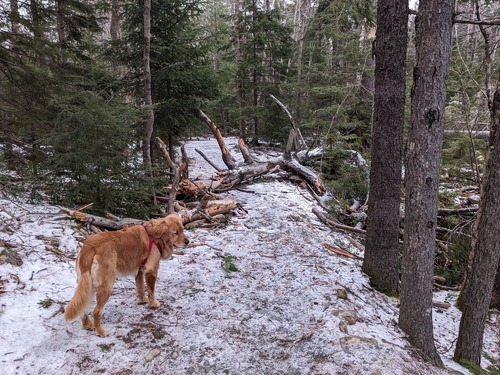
[{"x1": 64, "y1": 247, "x2": 94, "y2": 321}]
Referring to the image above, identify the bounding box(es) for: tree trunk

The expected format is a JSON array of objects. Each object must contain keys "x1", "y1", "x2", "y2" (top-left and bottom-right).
[
  {"x1": 399, "y1": 0, "x2": 454, "y2": 367},
  {"x1": 10, "y1": 0, "x2": 20, "y2": 34},
  {"x1": 197, "y1": 110, "x2": 237, "y2": 170},
  {"x1": 233, "y1": 0, "x2": 246, "y2": 140},
  {"x1": 56, "y1": 0, "x2": 65, "y2": 42},
  {"x1": 454, "y1": 85, "x2": 500, "y2": 367},
  {"x1": 142, "y1": 0, "x2": 155, "y2": 203},
  {"x1": 110, "y1": 0, "x2": 121, "y2": 41},
  {"x1": 362, "y1": 0, "x2": 408, "y2": 296}
]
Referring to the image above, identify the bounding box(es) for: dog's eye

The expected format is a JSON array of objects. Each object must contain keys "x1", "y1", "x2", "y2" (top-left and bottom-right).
[{"x1": 173, "y1": 230, "x2": 178, "y2": 235}]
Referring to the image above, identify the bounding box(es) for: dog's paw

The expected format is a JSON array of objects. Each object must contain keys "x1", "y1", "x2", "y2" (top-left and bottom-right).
[
  {"x1": 82, "y1": 315, "x2": 94, "y2": 330},
  {"x1": 96, "y1": 328, "x2": 108, "y2": 337},
  {"x1": 138, "y1": 297, "x2": 148, "y2": 304},
  {"x1": 149, "y1": 300, "x2": 160, "y2": 309}
]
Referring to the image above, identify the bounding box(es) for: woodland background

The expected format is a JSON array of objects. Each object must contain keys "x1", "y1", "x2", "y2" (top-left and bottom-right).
[{"x1": 0, "y1": 0, "x2": 499, "y2": 371}]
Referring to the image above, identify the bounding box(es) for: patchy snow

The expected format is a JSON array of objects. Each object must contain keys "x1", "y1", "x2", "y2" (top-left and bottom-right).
[{"x1": 0, "y1": 137, "x2": 498, "y2": 375}]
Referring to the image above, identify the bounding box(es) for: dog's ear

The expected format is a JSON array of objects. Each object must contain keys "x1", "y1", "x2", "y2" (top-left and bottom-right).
[
  {"x1": 145, "y1": 218, "x2": 174, "y2": 251},
  {"x1": 144, "y1": 218, "x2": 165, "y2": 238}
]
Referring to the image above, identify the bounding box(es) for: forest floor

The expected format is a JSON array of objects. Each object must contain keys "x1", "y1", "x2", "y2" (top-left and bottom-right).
[{"x1": 0, "y1": 138, "x2": 498, "y2": 375}]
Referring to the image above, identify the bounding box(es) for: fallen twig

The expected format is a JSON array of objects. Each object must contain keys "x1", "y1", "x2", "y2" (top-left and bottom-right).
[{"x1": 322, "y1": 243, "x2": 362, "y2": 260}]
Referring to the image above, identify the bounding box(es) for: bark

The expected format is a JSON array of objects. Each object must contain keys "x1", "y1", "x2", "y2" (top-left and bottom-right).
[
  {"x1": 281, "y1": 159, "x2": 326, "y2": 195},
  {"x1": 363, "y1": 0, "x2": 408, "y2": 296},
  {"x1": 60, "y1": 198, "x2": 239, "y2": 231},
  {"x1": 195, "y1": 148, "x2": 224, "y2": 172},
  {"x1": 270, "y1": 94, "x2": 306, "y2": 157},
  {"x1": 437, "y1": 207, "x2": 477, "y2": 216},
  {"x1": 238, "y1": 138, "x2": 255, "y2": 164},
  {"x1": 198, "y1": 110, "x2": 237, "y2": 170},
  {"x1": 59, "y1": 208, "x2": 143, "y2": 230},
  {"x1": 399, "y1": 0, "x2": 454, "y2": 367},
  {"x1": 312, "y1": 208, "x2": 366, "y2": 236},
  {"x1": 56, "y1": 0, "x2": 65, "y2": 42},
  {"x1": 233, "y1": 0, "x2": 246, "y2": 139},
  {"x1": 142, "y1": 0, "x2": 154, "y2": 177},
  {"x1": 454, "y1": 86, "x2": 500, "y2": 366},
  {"x1": 10, "y1": 0, "x2": 20, "y2": 34},
  {"x1": 178, "y1": 199, "x2": 239, "y2": 224},
  {"x1": 156, "y1": 137, "x2": 187, "y2": 214},
  {"x1": 110, "y1": 0, "x2": 121, "y2": 41}
]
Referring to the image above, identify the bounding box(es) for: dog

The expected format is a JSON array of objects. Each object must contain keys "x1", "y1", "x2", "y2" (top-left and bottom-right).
[{"x1": 64, "y1": 213, "x2": 189, "y2": 337}]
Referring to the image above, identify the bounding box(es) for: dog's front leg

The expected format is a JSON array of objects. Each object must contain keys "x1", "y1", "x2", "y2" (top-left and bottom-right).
[
  {"x1": 135, "y1": 268, "x2": 148, "y2": 304},
  {"x1": 145, "y1": 269, "x2": 160, "y2": 308}
]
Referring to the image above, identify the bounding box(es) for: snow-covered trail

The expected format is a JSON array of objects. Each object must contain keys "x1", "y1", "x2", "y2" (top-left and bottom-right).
[{"x1": 0, "y1": 138, "x2": 497, "y2": 374}]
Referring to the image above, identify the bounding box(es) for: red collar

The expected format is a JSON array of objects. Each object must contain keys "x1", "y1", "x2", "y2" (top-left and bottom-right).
[{"x1": 142, "y1": 239, "x2": 163, "y2": 266}]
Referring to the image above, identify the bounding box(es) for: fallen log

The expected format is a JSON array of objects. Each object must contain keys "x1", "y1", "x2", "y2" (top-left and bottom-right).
[
  {"x1": 282, "y1": 159, "x2": 326, "y2": 195},
  {"x1": 59, "y1": 208, "x2": 143, "y2": 229},
  {"x1": 437, "y1": 207, "x2": 478, "y2": 216},
  {"x1": 312, "y1": 208, "x2": 366, "y2": 236},
  {"x1": 178, "y1": 198, "x2": 240, "y2": 223},
  {"x1": 61, "y1": 197, "x2": 240, "y2": 231}
]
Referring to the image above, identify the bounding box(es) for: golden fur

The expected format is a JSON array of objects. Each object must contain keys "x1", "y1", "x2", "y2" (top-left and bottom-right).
[{"x1": 64, "y1": 213, "x2": 189, "y2": 337}]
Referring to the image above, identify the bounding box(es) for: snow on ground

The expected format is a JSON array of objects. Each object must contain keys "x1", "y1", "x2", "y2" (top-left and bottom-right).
[{"x1": 0, "y1": 138, "x2": 498, "y2": 375}]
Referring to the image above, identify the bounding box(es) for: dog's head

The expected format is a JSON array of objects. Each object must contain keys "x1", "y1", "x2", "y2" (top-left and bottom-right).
[{"x1": 144, "y1": 213, "x2": 189, "y2": 259}]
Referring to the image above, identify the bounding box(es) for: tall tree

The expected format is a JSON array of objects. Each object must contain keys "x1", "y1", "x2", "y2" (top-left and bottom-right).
[
  {"x1": 233, "y1": 0, "x2": 246, "y2": 139},
  {"x1": 454, "y1": 77, "x2": 500, "y2": 367},
  {"x1": 110, "y1": 0, "x2": 121, "y2": 41},
  {"x1": 298, "y1": 0, "x2": 374, "y2": 150},
  {"x1": 362, "y1": 0, "x2": 408, "y2": 295},
  {"x1": 232, "y1": 0, "x2": 294, "y2": 143},
  {"x1": 399, "y1": 0, "x2": 454, "y2": 366},
  {"x1": 142, "y1": 0, "x2": 154, "y2": 175}
]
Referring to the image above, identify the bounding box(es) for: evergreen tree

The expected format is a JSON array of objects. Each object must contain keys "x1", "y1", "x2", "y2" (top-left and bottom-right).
[
  {"x1": 297, "y1": 0, "x2": 374, "y2": 151},
  {"x1": 0, "y1": 0, "x2": 103, "y2": 175},
  {"x1": 234, "y1": 0, "x2": 294, "y2": 143},
  {"x1": 113, "y1": 0, "x2": 220, "y2": 147},
  {"x1": 48, "y1": 88, "x2": 143, "y2": 215}
]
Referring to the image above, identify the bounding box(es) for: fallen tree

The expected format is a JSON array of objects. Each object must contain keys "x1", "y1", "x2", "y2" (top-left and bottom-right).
[
  {"x1": 60, "y1": 196, "x2": 240, "y2": 232},
  {"x1": 194, "y1": 109, "x2": 327, "y2": 196}
]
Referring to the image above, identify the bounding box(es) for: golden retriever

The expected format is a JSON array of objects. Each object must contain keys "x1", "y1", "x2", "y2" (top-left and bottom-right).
[{"x1": 64, "y1": 213, "x2": 189, "y2": 337}]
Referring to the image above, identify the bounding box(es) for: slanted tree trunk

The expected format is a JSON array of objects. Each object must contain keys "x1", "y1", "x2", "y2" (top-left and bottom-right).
[
  {"x1": 362, "y1": 0, "x2": 408, "y2": 296},
  {"x1": 454, "y1": 84, "x2": 500, "y2": 367},
  {"x1": 270, "y1": 94, "x2": 306, "y2": 158},
  {"x1": 399, "y1": 0, "x2": 454, "y2": 367},
  {"x1": 198, "y1": 110, "x2": 237, "y2": 170}
]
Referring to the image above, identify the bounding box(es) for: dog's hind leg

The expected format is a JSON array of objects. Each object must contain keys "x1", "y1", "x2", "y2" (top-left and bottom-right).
[
  {"x1": 93, "y1": 282, "x2": 114, "y2": 337},
  {"x1": 92, "y1": 260, "x2": 116, "y2": 337}
]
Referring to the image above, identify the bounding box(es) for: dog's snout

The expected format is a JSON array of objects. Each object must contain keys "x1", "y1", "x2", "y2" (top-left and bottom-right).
[{"x1": 184, "y1": 238, "x2": 190, "y2": 245}]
